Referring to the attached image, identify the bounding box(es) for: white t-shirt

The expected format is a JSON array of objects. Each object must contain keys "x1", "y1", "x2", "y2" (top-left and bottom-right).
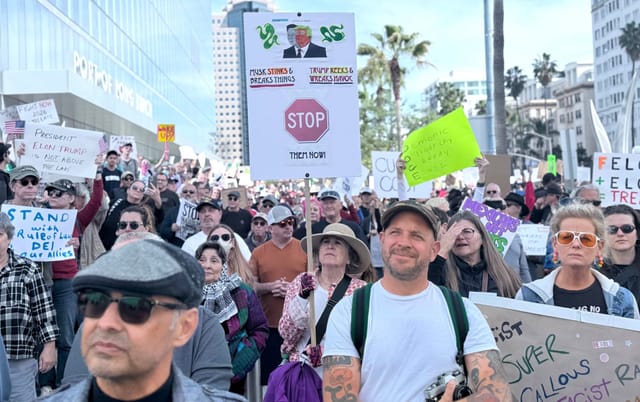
[{"x1": 323, "y1": 281, "x2": 497, "y2": 402}]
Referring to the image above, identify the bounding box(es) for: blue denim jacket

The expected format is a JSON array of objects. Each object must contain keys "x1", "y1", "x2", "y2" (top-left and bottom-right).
[
  {"x1": 41, "y1": 364, "x2": 246, "y2": 402},
  {"x1": 515, "y1": 268, "x2": 640, "y2": 319}
]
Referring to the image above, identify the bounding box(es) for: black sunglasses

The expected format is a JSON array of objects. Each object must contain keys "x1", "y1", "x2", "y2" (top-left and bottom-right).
[
  {"x1": 262, "y1": 202, "x2": 274, "y2": 208},
  {"x1": 486, "y1": 190, "x2": 497, "y2": 195},
  {"x1": 19, "y1": 177, "x2": 39, "y2": 186},
  {"x1": 117, "y1": 221, "x2": 141, "y2": 230},
  {"x1": 210, "y1": 233, "x2": 231, "y2": 242},
  {"x1": 182, "y1": 190, "x2": 195, "y2": 195},
  {"x1": 78, "y1": 289, "x2": 185, "y2": 325},
  {"x1": 277, "y1": 218, "x2": 295, "y2": 228},
  {"x1": 123, "y1": 176, "x2": 134, "y2": 181},
  {"x1": 607, "y1": 224, "x2": 635, "y2": 235},
  {"x1": 47, "y1": 189, "x2": 65, "y2": 198},
  {"x1": 228, "y1": 196, "x2": 238, "y2": 201},
  {"x1": 253, "y1": 220, "x2": 267, "y2": 226}
]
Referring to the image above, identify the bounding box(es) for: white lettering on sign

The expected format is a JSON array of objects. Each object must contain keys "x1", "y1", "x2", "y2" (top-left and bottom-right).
[
  {"x1": 73, "y1": 50, "x2": 154, "y2": 118},
  {"x1": 286, "y1": 111, "x2": 327, "y2": 129}
]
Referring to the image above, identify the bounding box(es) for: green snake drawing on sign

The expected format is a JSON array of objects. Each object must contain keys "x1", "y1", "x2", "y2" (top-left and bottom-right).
[
  {"x1": 320, "y1": 24, "x2": 345, "y2": 42},
  {"x1": 257, "y1": 23, "x2": 279, "y2": 49}
]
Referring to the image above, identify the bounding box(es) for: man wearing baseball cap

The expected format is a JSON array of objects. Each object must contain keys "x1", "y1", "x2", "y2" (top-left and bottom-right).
[
  {"x1": 43, "y1": 240, "x2": 243, "y2": 401},
  {"x1": 322, "y1": 201, "x2": 513, "y2": 401},
  {"x1": 244, "y1": 212, "x2": 271, "y2": 252},
  {"x1": 249, "y1": 205, "x2": 306, "y2": 386},
  {"x1": 7, "y1": 165, "x2": 41, "y2": 207},
  {"x1": 221, "y1": 190, "x2": 252, "y2": 238}
]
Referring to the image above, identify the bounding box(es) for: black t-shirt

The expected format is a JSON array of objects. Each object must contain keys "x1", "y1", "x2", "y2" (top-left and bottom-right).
[
  {"x1": 102, "y1": 167, "x2": 122, "y2": 199},
  {"x1": 160, "y1": 189, "x2": 180, "y2": 213},
  {"x1": 553, "y1": 280, "x2": 609, "y2": 315},
  {"x1": 89, "y1": 369, "x2": 173, "y2": 401},
  {"x1": 221, "y1": 208, "x2": 253, "y2": 238}
]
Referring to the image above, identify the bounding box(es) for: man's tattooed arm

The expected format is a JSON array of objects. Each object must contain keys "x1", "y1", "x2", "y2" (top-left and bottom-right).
[
  {"x1": 462, "y1": 350, "x2": 517, "y2": 402},
  {"x1": 322, "y1": 355, "x2": 361, "y2": 402}
]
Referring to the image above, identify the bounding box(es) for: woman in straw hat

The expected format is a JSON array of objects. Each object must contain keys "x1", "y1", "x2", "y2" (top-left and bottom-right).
[{"x1": 278, "y1": 223, "x2": 371, "y2": 375}]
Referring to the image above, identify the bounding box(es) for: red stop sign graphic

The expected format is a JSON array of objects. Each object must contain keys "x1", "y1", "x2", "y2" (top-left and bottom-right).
[{"x1": 284, "y1": 99, "x2": 329, "y2": 143}]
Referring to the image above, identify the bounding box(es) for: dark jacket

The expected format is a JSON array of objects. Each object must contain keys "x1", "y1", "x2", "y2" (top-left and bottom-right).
[
  {"x1": 0, "y1": 170, "x2": 12, "y2": 205},
  {"x1": 282, "y1": 42, "x2": 326, "y2": 58},
  {"x1": 601, "y1": 248, "x2": 640, "y2": 309}
]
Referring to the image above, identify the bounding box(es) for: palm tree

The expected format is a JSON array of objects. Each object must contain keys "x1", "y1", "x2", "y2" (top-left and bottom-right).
[
  {"x1": 358, "y1": 25, "x2": 431, "y2": 151},
  {"x1": 435, "y1": 82, "x2": 466, "y2": 115},
  {"x1": 619, "y1": 21, "x2": 640, "y2": 146},
  {"x1": 505, "y1": 66, "x2": 528, "y2": 154},
  {"x1": 493, "y1": 0, "x2": 507, "y2": 154},
  {"x1": 475, "y1": 100, "x2": 487, "y2": 115},
  {"x1": 533, "y1": 53, "x2": 559, "y2": 148}
]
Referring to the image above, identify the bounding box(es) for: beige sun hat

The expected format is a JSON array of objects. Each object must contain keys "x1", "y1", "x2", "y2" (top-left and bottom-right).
[{"x1": 301, "y1": 223, "x2": 371, "y2": 275}]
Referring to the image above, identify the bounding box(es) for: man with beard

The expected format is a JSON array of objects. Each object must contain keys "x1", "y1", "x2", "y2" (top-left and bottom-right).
[{"x1": 322, "y1": 201, "x2": 514, "y2": 402}]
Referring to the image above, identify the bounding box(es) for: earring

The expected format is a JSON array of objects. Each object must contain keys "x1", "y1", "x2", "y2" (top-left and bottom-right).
[
  {"x1": 597, "y1": 254, "x2": 604, "y2": 268},
  {"x1": 552, "y1": 250, "x2": 559, "y2": 265}
]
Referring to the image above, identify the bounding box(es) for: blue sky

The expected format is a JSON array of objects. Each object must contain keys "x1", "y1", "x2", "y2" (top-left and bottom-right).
[{"x1": 214, "y1": 0, "x2": 593, "y2": 106}]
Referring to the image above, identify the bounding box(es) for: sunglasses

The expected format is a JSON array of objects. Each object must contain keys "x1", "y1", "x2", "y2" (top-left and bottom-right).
[
  {"x1": 262, "y1": 202, "x2": 274, "y2": 208},
  {"x1": 78, "y1": 289, "x2": 185, "y2": 325},
  {"x1": 277, "y1": 218, "x2": 295, "y2": 228},
  {"x1": 486, "y1": 190, "x2": 497, "y2": 195},
  {"x1": 123, "y1": 177, "x2": 134, "y2": 181},
  {"x1": 607, "y1": 224, "x2": 635, "y2": 235},
  {"x1": 117, "y1": 221, "x2": 142, "y2": 230},
  {"x1": 555, "y1": 231, "x2": 600, "y2": 248},
  {"x1": 253, "y1": 220, "x2": 267, "y2": 226},
  {"x1": 130, "y1": 186, "x2": 145, "y2": 193},
  {"x1": 210, "y1": 233, "x2": 231, "y2": 242},
  {"x1": 505, "y1": 202, "x2": 519, "y2": 208},
  {"x1": 228, "y1": 196, "x2": 238, "y2": 201},
  {"x1": 182, "y1": 190, "x2": 196, "y2": 195},
  {"x1": 19, "y1": 177, "x2": 39, "y2": 186},
  {"x1": 582, "y1": 199, "x2": 602, "y2": 207},
  {"x1": 47, "y1": 189, "x2": 65, "y2": 198}
]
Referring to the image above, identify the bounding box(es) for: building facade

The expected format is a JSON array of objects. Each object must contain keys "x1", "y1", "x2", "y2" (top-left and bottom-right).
[
  {"x1": 591, "y1": 0, "x2": 640, "y2": 148},
  {"x1": 212, "y1": 0, "x2": 274, "y2": 164},
  {"x1": 0, "y1": 0, "x2": 215, "y2": 159},
  {"x1": 423, "y1": 70, "x2": 488, "y2": 117}
]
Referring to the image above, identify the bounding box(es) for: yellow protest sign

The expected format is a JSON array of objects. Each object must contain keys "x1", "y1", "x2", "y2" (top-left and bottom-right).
[
  {"x1": 402, "y1": 108, "x2": 481, "y2": 186},
  {"x1": 157, "y1": 124, "x2": 175, "y2": 142}
]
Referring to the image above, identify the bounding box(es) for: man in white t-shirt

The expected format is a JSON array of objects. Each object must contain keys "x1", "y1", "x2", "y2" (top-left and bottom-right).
[{"x1": 322, "y1": 201, "x2": 514, "y2": 402}]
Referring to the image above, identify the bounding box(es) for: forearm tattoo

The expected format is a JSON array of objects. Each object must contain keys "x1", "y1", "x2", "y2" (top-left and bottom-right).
[
  {"x1": 466, "y1": 350, "x2": 517, "y2": 402},
  {"x1": 323, "y1": 355, "x2": 360, "y2": 402}
]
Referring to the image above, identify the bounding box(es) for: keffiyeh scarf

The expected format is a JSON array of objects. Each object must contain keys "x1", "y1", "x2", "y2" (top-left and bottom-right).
[{"x1": 202, "y1": 263, "x2": 243, "y2": 323}]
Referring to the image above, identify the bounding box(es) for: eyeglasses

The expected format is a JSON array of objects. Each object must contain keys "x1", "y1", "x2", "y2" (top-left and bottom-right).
[
  {"x1": 458, "y1": 228, "x2": 476, "y2": 239},
  {"x1": 210, "y1": 233, "x2": 231, "y2": 242},
  {"x1": 78, "y1": 289, "x2": 185, "y2": 325},
  {"x1": 228, "y1": 196, "x2": 238, "y2": 201},
  {"x1": 123, "y1": 177, "x2": 134, "y2": 182},
  {"x1": 262, "y1": 202, "x2": 274, "y2": 208},
  {"x1": 253, "y1": 220, "x2": 267, "y2": 226},
  {"x1": 130, "y1": 186, "x2": 145, "y2": 193},
  {"x1": 182, "y1": 190, "x2": 196, "y2": 195},
  {"x1": 607, "y1": 224, "x2": 636, "y2": 235},
  {"x1": 505, "y1": 202, "x2": 519, "y2": 208},
  {"x1": 277, "y1": 218, "x2": 295, "y2": 228},
  {"x1": 117, "y1": 221, "x2": 141, "y2": 230},
  {"x1": 578, "y1": 199, "x2": 602, "y2": 207},
  {"x1": 47, "y1": 189, "x2": 65, "y2": 198},
  {"x1": 486, "y1": 190, "x2": 497, "y2": 195},
  {"x1": 19, "y1": 177, "x2": 39, "y2": 186},
  {"x1": 555, "y1": 231, "x2": 600, "y2": 248}
]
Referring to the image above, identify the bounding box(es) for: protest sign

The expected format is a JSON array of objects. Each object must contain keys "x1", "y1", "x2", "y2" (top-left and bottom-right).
[
  {"x1": 1, "y1": 205, "x2": 77, "y2": 262},
  {"x1": 0, "y1": 105, "x2": 19, "y2": 124},
  {"x1": 577, "y1": 166, "x2": 592, "y2": 184},
  {"x1": 243, "y1": 13, "x2": 359, "y2": 180},
  {"x1": 335, "y1": 165, "x2": 369, "y2": 200},
  {"x1": 16, "y1": 99, "x2": 59, "y2": 125},
  {"x1": 175, "y1": 199, "x2": 199, "y2": 241},
  {"x1": 460, "y1": 197, "x2": 520, "y2": 255},
  {"x1": 372, "y1": 151, "x2": 433, "y2": 199},
  {"x1": 157, "y1": 124, "x2": 175, "y2": 142},
  {"x1": 516, "y1": 225, "x2": 550, "y2": 256},
  {"x1": 179, "y1": 145, "x2": 198, "y2": 161},
  {"x1": 402, "y1": 108, "x2": 481, "y2": 186},
  {"x1": 22, "y1": 124, "x2": 103, "y2": 179},
  {"x1": 470, "y1": 292, "x2": 640, "y2": 402},
  {"x1": 485, "y1": 154, "x2": 512, "y2": 196},
  {"x1": 237, "y1": 166, "x2": 253, "y2": 187},
  {"x1": 592, "y1": 153, "x2": 640, "y2": 207},
  {"x1": 110, "y1": 135, "x2": 138, "y2": 160},
  {"x1": 197, "y1": 152, "x2": 207, "y2": 170}
]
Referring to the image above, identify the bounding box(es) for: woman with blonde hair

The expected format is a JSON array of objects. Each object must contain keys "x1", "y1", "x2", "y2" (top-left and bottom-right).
[
  {"x1": 208, "y1": 223, "x2": 255, "y2": 287},
  {"x1": 437, "y1": 210, "x2": 521, "y2": 298},
  {"x1": 517, "y1": 203, "x2": 639, "y2": 318}
]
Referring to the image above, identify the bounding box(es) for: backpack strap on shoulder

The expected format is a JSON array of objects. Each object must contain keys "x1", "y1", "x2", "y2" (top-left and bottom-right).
[
  {"x1": 351, "y1": 283, "x2": 373, "y2": 358},
  {"x1": 438, "y1": 286, "x2": 469, "y2": 368}
]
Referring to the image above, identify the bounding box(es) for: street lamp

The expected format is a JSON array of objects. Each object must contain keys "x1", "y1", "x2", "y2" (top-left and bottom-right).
[{"x1": 525, "y1": 131, "x2": 553, "y2": 157}]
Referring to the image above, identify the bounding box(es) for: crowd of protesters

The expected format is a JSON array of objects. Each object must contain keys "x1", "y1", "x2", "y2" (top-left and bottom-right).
[{"x1": 0, "y1": 143, "x2": 637, "y2": 401}]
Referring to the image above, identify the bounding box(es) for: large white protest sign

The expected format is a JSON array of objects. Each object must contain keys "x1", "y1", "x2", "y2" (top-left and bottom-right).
[
  {"x1": 110, "y1": 135, "x2": 138, "y2": 160},
  {"x1": 16, "y1": 99, "x2": 59, "y2": 125},
  {"x1": 372, "y1": 151, "x2": 433, "y2": 199},
  {"x1": 577, "y1": 166, "x2": 591, "y2": 184},
  {"x1": 591, "y1": 153, "x2": 639, "y2": 207},
  {"x1": 244, "y1": 13, "x2": 360, "y2": 180},
  {"x1": 22, "y1": 124, "x2": 103, "y2": 179},
  {"x1": 335, "y1": 165, "x2": 369, "y2": 200},
  {"x1": 175, "y1": 199, "x2": 199, "y2": 240},
  {"x1": 1, "y1": 205, "x2": 77, "y2": 262},
  {"x1": 460, "y1": 197, "x2": 520, "y2": 256},
  {"x1": 470, "y1": 293, "x2": 640, "y2": 402},
  {"x1": 178, "y1": 145, "x2": 198, "y2": 161},
  {"x1": 516, "y1": 224, "x2": 550, "y2": 256}
]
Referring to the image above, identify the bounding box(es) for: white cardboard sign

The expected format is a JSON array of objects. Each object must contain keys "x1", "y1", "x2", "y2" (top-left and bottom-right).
[{"x1": 372, "y1": 151, "x2": 433, "y2": 199}]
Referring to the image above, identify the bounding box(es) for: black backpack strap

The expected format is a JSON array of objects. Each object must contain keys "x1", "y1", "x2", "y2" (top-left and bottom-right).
[
  {"x1": 350, "y1": 283, "x2": 373, "y2": 358},
  {"x1": 313, "y1": 275, "x2": 352, "y2": 343},
  {"x1": 439, "y1": 286, "x2": 469, "y2": 368}
]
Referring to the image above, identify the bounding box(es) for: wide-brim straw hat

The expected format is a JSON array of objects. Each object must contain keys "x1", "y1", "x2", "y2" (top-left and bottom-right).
[{"x1": 301, "y1": 223, "x2": 371, "y2": 275}]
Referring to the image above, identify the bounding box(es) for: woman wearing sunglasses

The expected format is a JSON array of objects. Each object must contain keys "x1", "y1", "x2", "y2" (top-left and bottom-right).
[
  {"x1": 208, "y1": 224, "x2": 255, "y2": 287},
  {"x1": 517, "y1": 204, "x2": 639, "y2": 318},
  {"x1": 431, "y1": 210, "x2": 521, "y2": 298},
  {"x1": 601, "y1": 204, "x2": 640, "y2": 308},
  {"x1": 115, "y1": 206, "x2": 154, "y2": 237},
  {"x1": 195, "y1": 241, "x2": 268, "y2": 395}
]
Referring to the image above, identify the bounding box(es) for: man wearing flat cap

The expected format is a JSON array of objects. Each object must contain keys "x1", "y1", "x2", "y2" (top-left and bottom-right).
[{"x1": 42, "y1": 240, "x2": 244, "y2": 401}]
